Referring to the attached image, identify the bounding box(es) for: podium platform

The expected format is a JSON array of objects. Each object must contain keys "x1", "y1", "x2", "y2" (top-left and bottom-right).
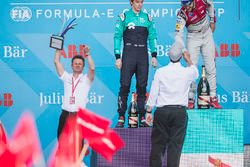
[
  {"x1": 95, "y1": 128, "x2": 165, "y2": 167},
  {"x1": 94, "y1": 109, "x2": 244, "y2": 167}
]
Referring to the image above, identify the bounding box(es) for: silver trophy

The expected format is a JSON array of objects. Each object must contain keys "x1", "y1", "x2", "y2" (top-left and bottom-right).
[{"x1": 50, "y1": 18, "x2": 77, "y2": 50}]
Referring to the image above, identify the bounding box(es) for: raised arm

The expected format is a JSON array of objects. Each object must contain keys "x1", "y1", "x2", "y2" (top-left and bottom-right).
[
  {"x1": 84, "y1": 47, "x2": 95, "y2": 82},
  {"x1": 183, "y1": 49, "x2": 199, "y2": 80},
  {"x1": 174, "y1": 10, "x2": 187, "y2": 53},
  {"x1": 183, "y1": 50, "x2": 193, "y2": 66},
  {"x1": 54, "y1": 50, "x2": 64, "y2": 77},
  {"x1": 205, "y1": 0, "x2": 216, "y2": 23}
]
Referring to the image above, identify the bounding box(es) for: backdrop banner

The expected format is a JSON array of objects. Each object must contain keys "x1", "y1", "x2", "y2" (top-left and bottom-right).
[{"x1": 0, "y1": 0, "x2": 249, "y2": 165}]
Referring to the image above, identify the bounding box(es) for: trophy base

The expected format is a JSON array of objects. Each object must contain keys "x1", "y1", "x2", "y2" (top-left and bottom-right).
[{"x1": 50, "y1": 35, "x2": 64, "y2": 50}]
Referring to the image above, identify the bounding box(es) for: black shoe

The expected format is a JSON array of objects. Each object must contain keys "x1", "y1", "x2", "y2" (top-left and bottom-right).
[
  {"x1": 139, "y1": 116, "x2": 150, "y2": 127},
  {"x1": 115, "y1": 116, "x2": 125, "y2": 128}
]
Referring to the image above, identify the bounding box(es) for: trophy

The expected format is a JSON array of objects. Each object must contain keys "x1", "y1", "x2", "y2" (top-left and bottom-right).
[{"x1": 50, "y1": 18, "x2": 77, "y2": 50}]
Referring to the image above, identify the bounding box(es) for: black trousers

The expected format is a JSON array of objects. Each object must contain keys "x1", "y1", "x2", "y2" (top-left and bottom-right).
[
  {"x1": 57, "y1": 109, "x2": 77, "y2": 140},
  {"x1": 57, "y1": 109, "x2": 87, "y2": 159},
  {"x1": 150, "y1": 105, "x2": 188, "y2": 167},
  {"x1": 117, "y1": 45, "x2": 149, "y2": 117}
]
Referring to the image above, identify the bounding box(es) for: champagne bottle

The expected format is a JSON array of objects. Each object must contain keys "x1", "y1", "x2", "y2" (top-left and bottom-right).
[
  {"x1": 128, "y1": 92, "x2": 138, "y2": 128},
  {"x1": 197, "y1": 65, "x2": 210, "y2": 109}
]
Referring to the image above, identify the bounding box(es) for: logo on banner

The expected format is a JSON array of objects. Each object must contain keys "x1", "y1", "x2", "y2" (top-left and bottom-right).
[
  {"x1": 60, "y1": 44, "x2": 94, "y2": 59},
  {"x1": 216, "y1": 43, "x2": 240, "y2": 57},
  {"x1": 3, "y1": 45, "x2": 28, "y2": 58},
  {"x1": 215, "y1": 91, "x2": 249, "y2": 104},
  {"x1": 232, "y1": 91, "x2": 249, "y2": 103},
  {"x1": 39, "y1": 91, "x2": 104, "y2": 107},
  {"x1": 10, "y1": 6, "x2": 32, "y2": 22},
  {"x1": 0, "y1": 93, "x2": 13, "y2": 107}
]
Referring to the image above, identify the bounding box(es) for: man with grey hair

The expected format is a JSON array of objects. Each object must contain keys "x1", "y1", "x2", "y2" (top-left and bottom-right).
[{"x1": 146, "y1": 42, "x2": 198, "y2": 167}]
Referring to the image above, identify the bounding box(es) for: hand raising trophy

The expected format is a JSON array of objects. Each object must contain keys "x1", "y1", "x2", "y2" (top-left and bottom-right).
[
  {"x1": 50, "y1": 18, "x2": 77, "y2": 50},
  {"x1": 83, "y1": 45, "x2": 90, "y2": 58}
]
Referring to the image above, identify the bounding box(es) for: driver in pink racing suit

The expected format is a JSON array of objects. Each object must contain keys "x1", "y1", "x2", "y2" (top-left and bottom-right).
[{"x1": 174, "y1": 0, "x2": 222, "y2": 109}]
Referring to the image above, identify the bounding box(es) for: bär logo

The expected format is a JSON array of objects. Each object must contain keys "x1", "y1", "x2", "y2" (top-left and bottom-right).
[
  {"x1": 3, "y1": 45, "x2": 28, "y2": 58},
  {"x1": 10, "y1": 6, "x2": 32, "y2": 22}
]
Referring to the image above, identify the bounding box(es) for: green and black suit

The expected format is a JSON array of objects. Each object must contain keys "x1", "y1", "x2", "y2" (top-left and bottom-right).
[{"x1": 114, "y1": 8, "x2": 157, "y2": 118}]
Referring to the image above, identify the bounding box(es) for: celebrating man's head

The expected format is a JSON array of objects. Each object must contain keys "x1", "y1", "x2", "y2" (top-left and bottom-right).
[
  {"x1": 181, "y1": 0, "x2": 194, "y2": 11},
  {"x1": 71, "y1": 56, "x2": 85, "y2": 74}
]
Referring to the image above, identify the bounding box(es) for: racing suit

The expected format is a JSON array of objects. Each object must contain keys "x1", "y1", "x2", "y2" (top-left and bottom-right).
[
  {"x1": 114, "y1": 8, "x2": 157, "y2": 118},
  {"x1": 175, "y1": 0, "x2": 217, "y2": 99}
]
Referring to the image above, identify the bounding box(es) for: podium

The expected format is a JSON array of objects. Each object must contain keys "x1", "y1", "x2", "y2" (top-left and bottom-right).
[
  {"x1": 94, "y1": 109, "x2": 243, "y2": 167},
  {"x1": 94, "y1": 128, "x2": 166, "y2": 167}
]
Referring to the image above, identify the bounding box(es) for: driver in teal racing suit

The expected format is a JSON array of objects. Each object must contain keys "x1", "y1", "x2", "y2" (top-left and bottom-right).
[{"x1": 114, "y1": 0, "x2": 158, "y2": 128}]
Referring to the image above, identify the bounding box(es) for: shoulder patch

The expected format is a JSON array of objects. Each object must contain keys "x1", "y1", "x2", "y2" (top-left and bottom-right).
[
  {"x1": 119, "y1": 13, "x2": 125, "y2": 21},
  {"x1": 147, "y1": 14, "x2": 152, "y2": 22},
  {"x1": 178, "y1": 10, "x2": 187, "y2": 21},
  {"x1": 175, "y1": 23, "x2": 181, "y2": 32}
]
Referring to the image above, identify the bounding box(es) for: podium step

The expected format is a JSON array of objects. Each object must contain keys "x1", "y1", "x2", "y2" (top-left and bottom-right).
[
  {"x1": 94, "y1": 109, "x2": 243, "y2": 167},
  {"x1": 95, "y1": 128, "x2": 167, "y2": 167}
]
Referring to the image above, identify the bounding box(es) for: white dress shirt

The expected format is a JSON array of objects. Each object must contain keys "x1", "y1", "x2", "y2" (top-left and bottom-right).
[
  {"x1": 60, "y1": 71, "x2": 92, "y2": 112},
  {"x1": 147, "y1": 62, "x2": 198, "y2": 107}
]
